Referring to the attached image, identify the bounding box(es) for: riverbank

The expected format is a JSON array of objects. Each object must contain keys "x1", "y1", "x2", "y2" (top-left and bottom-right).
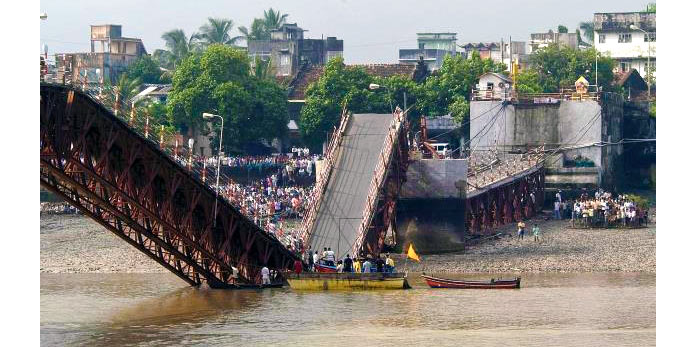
[
  {"x1": 395, "y1": 216, "x2": 656, "y2": 273},
  {"x1": 41, "y1": 212, "x2": 655, "y2": 274}
]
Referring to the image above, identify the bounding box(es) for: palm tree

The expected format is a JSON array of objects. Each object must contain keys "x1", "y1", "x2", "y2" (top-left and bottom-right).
[
  {"x1": 263, "y1": 8, "x2": 288, "y2": 31},
  {"x1": 161, "y1": 29, "x2": 199, "y2": 67},
  {"x1": 238, "y1": 18, "x2": 269, "y2": 42},
  {"x1": 198, "y1": 17, "x2": 242, "y2": 46},
  {"x1": 114, "y1": 73, "x2": 142, "y2": 106},
  {"x1": 579, "y1": 21, "x2": 594, "y2": 44}
]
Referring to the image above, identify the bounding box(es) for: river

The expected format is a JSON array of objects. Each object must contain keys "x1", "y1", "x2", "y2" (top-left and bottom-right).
[{"x1": 40, "y1": 272, "x2": 655, "y2": 346}]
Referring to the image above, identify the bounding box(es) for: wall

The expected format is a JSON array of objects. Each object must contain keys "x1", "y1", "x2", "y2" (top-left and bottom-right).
[{"x1": 470, "y1": 95, "x2": 623, "y2": 189}]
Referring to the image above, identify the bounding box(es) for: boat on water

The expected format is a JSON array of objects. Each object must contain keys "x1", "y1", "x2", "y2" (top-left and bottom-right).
[
  {"x1": 287, "y1": 272, "x2": 410, "y2": 290},
  {"x1": 421, "y1": 274, "x2": 521, "y2": 289}
]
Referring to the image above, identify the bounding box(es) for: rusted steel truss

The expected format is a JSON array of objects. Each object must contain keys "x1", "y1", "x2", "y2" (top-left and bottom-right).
[
  {"x1": 40, "y1": 84, "x2": 298, "y2": 288},
  {"x1": 358, "y1": 120, "x2": 410, "y2": 258},
  {"x1": 464, "y1": 167, "x2": 545, "y2": 235}
]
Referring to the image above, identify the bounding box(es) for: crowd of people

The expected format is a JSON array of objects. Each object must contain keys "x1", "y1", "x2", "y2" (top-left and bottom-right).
[
  {"x1": 299, "y1": 246, "x2": 397, "y2": 273},
  {"x1": 550, "y1": 189, "x2": 650, "y2": 228}
]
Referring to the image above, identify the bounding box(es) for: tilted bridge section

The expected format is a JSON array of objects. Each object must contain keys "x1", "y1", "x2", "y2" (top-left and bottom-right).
[
  {"x1": 299, "y1": 110, "x2": 546, "y2": 257},
  {"x1": 40, "y1": 84, "x2": 299, "y2": 288}
]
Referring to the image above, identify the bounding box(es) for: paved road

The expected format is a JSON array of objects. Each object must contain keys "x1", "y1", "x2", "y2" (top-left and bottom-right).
[{"x1": 309, "y1": 113, "x2": 393, "y2": 259}]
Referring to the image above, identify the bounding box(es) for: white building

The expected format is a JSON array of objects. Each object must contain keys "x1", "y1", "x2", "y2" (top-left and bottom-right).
[{"x1": 593, "y1": 12, "x2": 656, "y2": 81}]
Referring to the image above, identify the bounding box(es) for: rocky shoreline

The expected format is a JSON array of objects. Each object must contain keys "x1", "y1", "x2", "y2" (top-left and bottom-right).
[{"x1": 41, "y1": 212, "x2": 656, "y2": 274}]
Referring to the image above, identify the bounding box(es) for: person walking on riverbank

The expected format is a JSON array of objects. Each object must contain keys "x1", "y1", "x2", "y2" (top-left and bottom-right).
[
  {"x1": 532, "y1": 224, "x2": 540, "y2": 242},
  {"x1": 554, "y1": 200, "x2": 561, "y2": 220},
  {"x1": 517, "y1": 221, "x2": 526, "y2": 240}
]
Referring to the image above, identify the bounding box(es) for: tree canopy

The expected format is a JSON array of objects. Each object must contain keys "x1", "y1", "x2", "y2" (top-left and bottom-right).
[
  {"x1": 167, "y1": 44, "x2": 288, "y2": 151},
  {"x1": 299, "y1": 53, "x2": 506, "y2": 149},
  {"x1": 198, "y1": 18, "x2": 242, "y2": 47},
  {"x1": 526, "y1": 44, "x2": 615, "y2": 93},
  {"x1": 125, "y1": 55, "x2": 169, "y2": 84},
  {"x1": 238, "y1": 8, "x2": 289, "y2": 43}
]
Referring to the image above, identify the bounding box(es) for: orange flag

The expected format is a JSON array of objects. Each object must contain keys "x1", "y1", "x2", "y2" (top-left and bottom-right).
[{"x1": 407, "y1": 243, "x2": 420, "y2": 262}]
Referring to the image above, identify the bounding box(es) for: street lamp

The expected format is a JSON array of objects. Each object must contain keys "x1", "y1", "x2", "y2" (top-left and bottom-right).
[
  {"x1": 202, "y1": 112, "x2": 224, "y2": 226},
  {"x1": 368, "y1": 83, "x2": 406, "y2": 114},
  {"x1": 40, "y1": 12, "x2": 47, "y2": 20},
  {"x1": 630, "y1": 24, "x2": 652, "y2": 97}
]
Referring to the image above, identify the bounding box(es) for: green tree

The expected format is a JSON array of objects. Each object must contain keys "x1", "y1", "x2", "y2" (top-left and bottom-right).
[
  {"x1": 125, "y1": 55, "x2": 169, "y2": 84},
  {"x1": 417, "y1": 52, "x2": 507, "y2": 118},
  {"x1": 515, "y1": 69, "x2": 543, "y2": 94},
  {"x1": 198, "y1": 17, "x2": 242, "y2": 47},
  {"x1": 299, "y1": 53, "x2": 505, "y2": 148},
  {"x1": 238, "y1": 18, "x2": 269, "y2": 41},
  {"x1": 528, "y1": 44, "x2": 615, "y2": 92},
  {"x1": 167, "y1": 44, "x2": 288, "y2": 150},
  {"x1": 158, "y1": 29, "x2": 200, "y2": 69},
  {"x1": 646, "y1": 3, "x2": 656, "y2": 13},
  {"x1": 579, "y1": 21, "x2": 594, "y2": 43},
  {"x1": 263, "y1": 8, "x2": 289, "y2": 30},
  {"x1": 557, "y1": 25, "x2": 569, "y2": 33}
]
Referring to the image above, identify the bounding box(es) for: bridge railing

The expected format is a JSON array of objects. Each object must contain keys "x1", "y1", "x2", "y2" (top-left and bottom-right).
[
  {"x1": 466, "y1": 145, "x2": 545, "y2": 192},
  {"x1": 298, "y1": 110, "x2": 351, "y2": 245},
  {"x1": 351, "y1": 108, "x2": 405, "y2": 257}
]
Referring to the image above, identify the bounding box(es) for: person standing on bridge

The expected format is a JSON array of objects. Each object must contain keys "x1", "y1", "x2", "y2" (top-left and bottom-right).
[{"x1": 261, "y1": 266, "x2": 271, "y2": 285}]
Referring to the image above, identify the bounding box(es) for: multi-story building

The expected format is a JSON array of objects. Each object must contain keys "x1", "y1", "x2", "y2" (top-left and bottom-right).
[
  {"x1": 54, "y1": 25, "x2": 147, "y2": 85},
  {"x1": 460, "y1": 41, "x2": 529, "y2": 70},
  {"x1": 529, "y1": 30, "x2": 578, "y2": 52},
  {"x1": 399, "y1": 33, "x2": 458, "y2": 71},
  {"x1": 247, "y1": 23, "x2": 343, "y2": 78},
  {"x1": 593, "y1": 11, "x2": 656, "y2": 80}
]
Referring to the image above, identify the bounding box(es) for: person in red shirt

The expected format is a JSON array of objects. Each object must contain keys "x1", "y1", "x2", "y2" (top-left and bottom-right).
[{"x1": 293, "y1": 259, "x2": 303, "y2": 274}]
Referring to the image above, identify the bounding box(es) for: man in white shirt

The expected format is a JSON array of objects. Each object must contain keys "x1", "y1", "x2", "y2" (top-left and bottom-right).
[
  {"x1": 555, "y1": 190, "x2": 562, "y2": 202},
  {"x1": 326, "y1": 248, "x2": 335, "y2": 266},
  {"x1": 261, "y1": 266, "x2": 270, "y2": 285},
  {"x1": 554, "y1": 200, "x2": 561, "y2": 220}
]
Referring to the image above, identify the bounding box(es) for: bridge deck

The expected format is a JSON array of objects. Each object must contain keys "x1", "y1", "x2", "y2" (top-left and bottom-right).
[{"x1": 309, "y1": 114, "x2": 393, "y2": 259}]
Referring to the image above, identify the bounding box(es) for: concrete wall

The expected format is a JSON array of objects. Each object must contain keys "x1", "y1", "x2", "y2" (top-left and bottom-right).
[
  {"x1": 400, "y1": 159, "x2": 468, "y2": 199},
  {"x1": 470, "y1": 95, "x2": 623, "y2": 190}
]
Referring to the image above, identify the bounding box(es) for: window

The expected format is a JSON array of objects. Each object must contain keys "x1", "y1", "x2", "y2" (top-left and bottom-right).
[
  {"x1": 598, "y1": 34, "x2": 606, "y2": 44},
  {"x1": 620, "y1": 61, "x2": 629, "y2": 72},
  {"x1": 280, "y1": 54, "x2": 290, "y2": 66},
  {"x1": 418, "y1": 43, "x2": 425, "y2": 50},
  {"x1": 486, "y1": 82, "x2": 494, "y2": 90},
  {"x1": 618, "y1": 33, "x2": 632, "y2": 43},
  {"x1": 644, "y1": 32, "x2": 656, "y2": 42}
]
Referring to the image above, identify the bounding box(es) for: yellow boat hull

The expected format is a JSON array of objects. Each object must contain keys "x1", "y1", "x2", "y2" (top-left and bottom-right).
[{"x1": 286, "y1": 273, "x2": 410, "y2": 290}]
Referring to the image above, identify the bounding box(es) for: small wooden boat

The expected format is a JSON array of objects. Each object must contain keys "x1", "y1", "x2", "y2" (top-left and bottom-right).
[
  {"x1": 421, "y1": 274, "x2": 521, "y2": 289},
  {"x1": 313, "y1": 263, "x2": 338, "y2": 273},
  {"x1": 287, "y1": 272, "x2": 410, "y2": 290}
]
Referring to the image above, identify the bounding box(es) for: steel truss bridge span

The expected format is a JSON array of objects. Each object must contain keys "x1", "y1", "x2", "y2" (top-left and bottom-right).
[{"x1": 40, "y1": 84, "x2": 299, "y2": 288}]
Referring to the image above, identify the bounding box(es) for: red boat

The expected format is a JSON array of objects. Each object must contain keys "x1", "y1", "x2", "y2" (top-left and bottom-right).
[
  {"x1": 314, "y1": 263, "x2": 337, "y2": 273},
  {"x1": 421, "y1": 274, "x2": 521, "y2": 289}
]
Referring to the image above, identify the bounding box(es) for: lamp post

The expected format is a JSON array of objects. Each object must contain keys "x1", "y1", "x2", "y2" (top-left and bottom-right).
[
  {"x1": 203, "y1": 112, "x2": 224, "y2": 226},
  {"x1": 40, "y1": 13, "x2": 47, "y2": 20},
  {"x1": 369, "y1": 83, "x2": 405, "y2": 114},
  {"x1": 630, "y1": 24, "x2": 652, "y2": 97}
]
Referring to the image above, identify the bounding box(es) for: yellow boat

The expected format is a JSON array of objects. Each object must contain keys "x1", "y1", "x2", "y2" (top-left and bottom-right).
[{"x1": 286, "y1": 272, "x2": 411, "y2": 290}]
